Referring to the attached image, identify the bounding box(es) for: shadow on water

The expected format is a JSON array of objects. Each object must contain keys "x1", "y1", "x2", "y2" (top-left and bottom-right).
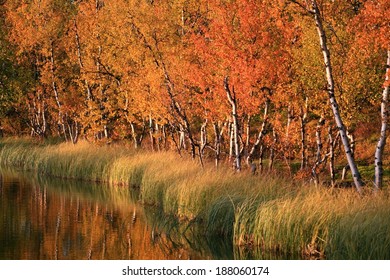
[{"x1": 0, "y1": 168, "x2": 237, "y2": 260}]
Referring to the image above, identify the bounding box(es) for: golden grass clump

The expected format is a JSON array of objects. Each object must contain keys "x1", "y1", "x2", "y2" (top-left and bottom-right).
[{"x1": 234, "y1": 187, "x2": 390, "y2": 259}]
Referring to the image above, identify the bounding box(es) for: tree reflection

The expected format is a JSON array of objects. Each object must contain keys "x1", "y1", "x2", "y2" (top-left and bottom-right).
[{"x1": 0, "y1": 169, "x2": 235, "y2": 260}]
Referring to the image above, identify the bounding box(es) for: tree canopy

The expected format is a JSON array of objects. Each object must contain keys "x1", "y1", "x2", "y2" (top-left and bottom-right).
[{"x1": 1, "y1": 0, "x2": 389, "y2": 187}]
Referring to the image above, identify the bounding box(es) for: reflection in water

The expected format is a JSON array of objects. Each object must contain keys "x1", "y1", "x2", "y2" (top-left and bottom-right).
[{"x1": 0, "y1": 169, "x2": 234, "y2": 260}]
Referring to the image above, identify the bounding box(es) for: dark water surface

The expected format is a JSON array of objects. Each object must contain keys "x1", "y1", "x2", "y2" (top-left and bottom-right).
[{"x1": 0, "y1": 169, "x2": 237, "y2": 260}]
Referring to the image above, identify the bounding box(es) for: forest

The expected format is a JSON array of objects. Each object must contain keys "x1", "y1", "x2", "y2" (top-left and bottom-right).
[{"x1": 0, "y1": 0, "x2": 389, "y2": 190}]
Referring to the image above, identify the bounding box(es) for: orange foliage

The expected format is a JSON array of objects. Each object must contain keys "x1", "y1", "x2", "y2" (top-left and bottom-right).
[{"x1": 1, "y1": 0, "x2": 389, "y2": 178}]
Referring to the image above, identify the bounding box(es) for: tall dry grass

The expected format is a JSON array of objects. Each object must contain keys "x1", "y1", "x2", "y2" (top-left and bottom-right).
[{"x1": 234, "y1": 187, "x2": 390, "y2": 259}]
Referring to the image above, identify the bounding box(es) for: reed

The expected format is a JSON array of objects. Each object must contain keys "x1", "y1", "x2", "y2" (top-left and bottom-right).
[
  {"x1": 0, "y1": 139, "x2": 127, "y2": 180},
  {"x1": 1, "y1": 138, "x2": 390, "y2": 259},
  {"x1": 234, "y1": 187, "x2": 390, "y2": 259}
]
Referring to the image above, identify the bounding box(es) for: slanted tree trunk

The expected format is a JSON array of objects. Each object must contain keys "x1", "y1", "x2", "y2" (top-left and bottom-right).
[
  {"x1": 246, "y1": 96, "x2": 270, "y2": 166},
  {"x1": 374, "y1": 49, "x2": 390, "y2": 189},
  {"x1": 224, "y1": 77, "x2": 241, "y2": 171},
  {"x1": 311, "y1": 0, "x2": 363, "y2": 192}
]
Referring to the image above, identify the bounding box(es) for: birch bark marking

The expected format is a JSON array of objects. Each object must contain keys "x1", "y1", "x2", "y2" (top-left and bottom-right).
[
  {"x1": 311, "y1": 0, "x2": 363, "y2": 192},
  {"x1": 224, "y1": 77, "x2": 241, "y2": 171},
  {"x1": 374, "y1": 49, "x2": 390, "y2": 189}
]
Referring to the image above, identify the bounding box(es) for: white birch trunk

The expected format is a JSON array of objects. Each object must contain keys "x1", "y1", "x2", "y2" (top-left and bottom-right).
[
  {"x1": 311, "y1": 0, "x2": 363, "y2": 192},
  {"x1": 179, "y1": 123, "x2": 186, "y2": 150},
  {"x1": 328, "y1": 126, "x2": 338, "y2": 187},
  {"x1": 224, "y1": 77, "x2": 241, "y2": 171},
  {"x1": 285, "y1": 104, "x2": 294, "y2": 162},
  {"x1": 213, "y1": 122, "x2": 221, "y2": 168},
  {"x1": 300, "y1": 98, "x2": 308, "y2": 170},
  {"x1": 69, "y1": 120, "x2": 79, "y2": 144},
  {"x1": 374, "y1": 49, "x2": 390, "y2": 188},
  {"x1": 130, "y1": 122, "x2": 139, "y2": 149},
  {"x1": 229, "y1": 122, "x2": 234, "y2": 162},
  {"x1": 245, "y1": 115, "x2": 251, "y2": 149}
]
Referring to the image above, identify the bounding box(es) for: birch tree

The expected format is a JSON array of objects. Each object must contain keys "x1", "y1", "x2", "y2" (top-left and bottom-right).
[
  {"x1": 289, "y1": 0, "x2": 364, "y2": 191},
  {"x1": 352, "y1": 0, "x2": 390, "y2": 188}
]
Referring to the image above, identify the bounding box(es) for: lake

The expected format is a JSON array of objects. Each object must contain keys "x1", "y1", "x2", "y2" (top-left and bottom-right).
[{"x1": 0, "y1": 168, "x2": 239, "y2": 260}]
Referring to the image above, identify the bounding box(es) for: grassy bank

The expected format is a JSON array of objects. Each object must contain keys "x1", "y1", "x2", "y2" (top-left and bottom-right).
[{"x1": 1, "y1": 138, "x2": 390, "y2": 259}]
